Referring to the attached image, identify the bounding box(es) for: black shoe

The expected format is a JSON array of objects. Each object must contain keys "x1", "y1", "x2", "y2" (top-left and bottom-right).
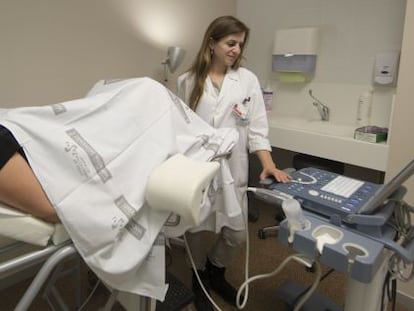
[
  {"x1": 206, "y1": 259, "x2": 240, "y2": 307},
  {"x1": 192, "y1": 269, "x2": 214, "y2": 311}
]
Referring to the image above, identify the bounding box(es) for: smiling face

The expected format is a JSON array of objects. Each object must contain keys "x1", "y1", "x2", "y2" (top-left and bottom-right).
[{"x1": 210, "y1": 32, "x2": 246, "y2": 70}]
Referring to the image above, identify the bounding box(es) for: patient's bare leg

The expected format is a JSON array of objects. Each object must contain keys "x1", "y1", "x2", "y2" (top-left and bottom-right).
[{"x1": 0, "y1": 153, "x2": 59, "y2": 223}]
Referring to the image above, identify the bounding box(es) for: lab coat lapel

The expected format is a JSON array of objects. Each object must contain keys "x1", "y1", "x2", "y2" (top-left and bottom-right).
[{"x1": 217, "y1": 69, "x2": 239, "y2": 103}]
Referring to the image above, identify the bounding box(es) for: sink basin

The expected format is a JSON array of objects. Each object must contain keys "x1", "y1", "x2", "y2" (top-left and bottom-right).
[
  {"x1": 269, "y1": 117, "x2": 355, "y2": 138},
  {"x1": 267, "y1": 116, "x2": 389, "y2": 171}
]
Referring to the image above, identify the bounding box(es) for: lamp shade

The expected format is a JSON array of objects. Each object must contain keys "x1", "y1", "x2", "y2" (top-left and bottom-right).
[{"x1": 166, "y1": 46, "x2": 185, "y2": 73}]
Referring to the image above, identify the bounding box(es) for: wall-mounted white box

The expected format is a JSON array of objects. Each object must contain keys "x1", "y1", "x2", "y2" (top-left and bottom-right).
[{"x1": 373, "y1": 51, "x2": 400, "y2": 85}]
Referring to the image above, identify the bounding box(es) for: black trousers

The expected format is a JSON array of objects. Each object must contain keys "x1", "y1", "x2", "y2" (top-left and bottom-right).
[{"x1": 0, "y1": 124, "x2": 27, "y2": 169}]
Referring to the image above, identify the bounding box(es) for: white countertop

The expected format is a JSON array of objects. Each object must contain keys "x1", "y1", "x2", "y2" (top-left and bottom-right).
[{"x1": 268, "y1": 116, "x2": 389, "y2": 171}]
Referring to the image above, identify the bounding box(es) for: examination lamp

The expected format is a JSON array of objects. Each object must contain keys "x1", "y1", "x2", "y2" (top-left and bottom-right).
[{"x1": 162, "y1": 46, "x2": 185, "y2": 82}]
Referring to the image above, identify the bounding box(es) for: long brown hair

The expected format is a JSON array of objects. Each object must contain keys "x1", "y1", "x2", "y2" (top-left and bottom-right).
[{"x1": 188, "y1": 16, "x2": 250, "y2": 111}]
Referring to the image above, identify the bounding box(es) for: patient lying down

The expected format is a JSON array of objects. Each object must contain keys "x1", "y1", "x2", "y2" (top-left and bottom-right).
[
  {"x1": 0, "y1": 128, "x2": 59, "y2": 223},
  {"x1": 0, "y1": 77, "x2": 238, "y2": 300}
]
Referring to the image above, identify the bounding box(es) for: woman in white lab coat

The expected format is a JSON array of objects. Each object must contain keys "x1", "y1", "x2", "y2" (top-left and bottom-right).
[{"x1": 177, "y1": 15, "x2": 290, "y2": 311}]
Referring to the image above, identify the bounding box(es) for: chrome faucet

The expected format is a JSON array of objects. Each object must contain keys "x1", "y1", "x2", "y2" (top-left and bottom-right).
[{"x1": 309, "y1": 89, "x2": 330, "y2": 121}]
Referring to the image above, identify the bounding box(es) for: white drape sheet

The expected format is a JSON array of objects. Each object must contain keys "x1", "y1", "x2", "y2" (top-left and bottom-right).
[{"x1": 0, "y1": 78, "x2": 239, "y2": 300}]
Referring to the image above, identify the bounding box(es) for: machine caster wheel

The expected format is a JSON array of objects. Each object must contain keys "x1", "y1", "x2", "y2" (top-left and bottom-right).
[{"x1": 258, "y1": 229, "x2": 267, "y2": 240}]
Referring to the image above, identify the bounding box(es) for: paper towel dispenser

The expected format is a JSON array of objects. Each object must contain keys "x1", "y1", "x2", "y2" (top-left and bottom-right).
[{"x1": 272, "y1": 27, "x2": 320, "y2": 82}]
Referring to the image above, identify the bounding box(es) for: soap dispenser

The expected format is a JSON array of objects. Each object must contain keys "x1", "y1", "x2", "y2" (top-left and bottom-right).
[{"x1": 374, "y1": 51, "x2": 400, "y2": 85}]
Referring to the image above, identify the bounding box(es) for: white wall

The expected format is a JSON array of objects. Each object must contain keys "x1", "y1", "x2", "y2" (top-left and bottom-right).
[
  {"x1": 237, "y1": 0, "x2": 406, "y2": 128},
  {"x1": 238, "y1": 0, "x2": 405, "y2": 85},
  {"x1": 0, "y1": 0, "x2": 236, "y2": 107}
]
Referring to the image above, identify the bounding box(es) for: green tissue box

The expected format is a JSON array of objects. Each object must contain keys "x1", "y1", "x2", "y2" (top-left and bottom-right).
[{"x1": 354, "y1": 126, "x2": 388, "y2": 143}]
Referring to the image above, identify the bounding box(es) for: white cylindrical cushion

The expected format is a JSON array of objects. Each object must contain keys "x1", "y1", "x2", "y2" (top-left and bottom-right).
[{"x1": 145, "y1": 154, "x2": 219, "y2": 226}]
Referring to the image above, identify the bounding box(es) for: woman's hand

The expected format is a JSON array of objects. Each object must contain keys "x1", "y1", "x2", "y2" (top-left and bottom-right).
[
  {"x1": 259, "y1": 166, "x2": 291, "y2": 183},
  {"x1": 255, "y1": 150, "x2": 291, "y2": 183}
]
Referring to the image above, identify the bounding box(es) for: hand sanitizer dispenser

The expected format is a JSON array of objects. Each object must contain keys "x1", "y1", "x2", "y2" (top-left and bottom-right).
[{"x1": 373, "y1": 51, "x2": 400, "y2": 85}]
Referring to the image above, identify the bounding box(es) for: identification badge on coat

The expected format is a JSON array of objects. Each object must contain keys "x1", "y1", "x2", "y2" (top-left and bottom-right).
[{"x1": 232, "y1": 97, "x2": 250, "y2": 124}]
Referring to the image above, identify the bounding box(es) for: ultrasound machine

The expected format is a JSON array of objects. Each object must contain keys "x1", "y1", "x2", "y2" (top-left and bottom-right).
[{"x1": 254, "y1": 159, "x2": 414, "y2": 311}]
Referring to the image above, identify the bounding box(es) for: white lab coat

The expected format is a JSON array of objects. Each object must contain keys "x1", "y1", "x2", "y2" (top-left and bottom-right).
[
  {"x1": 0, "y1": 78, "x2": 239, "y2": 300},
  {"x1": 177, "y1": 67, "x2": 272, "y2": 232}
]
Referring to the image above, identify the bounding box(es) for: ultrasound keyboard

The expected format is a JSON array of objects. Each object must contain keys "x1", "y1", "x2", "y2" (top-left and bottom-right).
[{"x1": 267, "y1": 167, "x2": 380, "y2": 221}]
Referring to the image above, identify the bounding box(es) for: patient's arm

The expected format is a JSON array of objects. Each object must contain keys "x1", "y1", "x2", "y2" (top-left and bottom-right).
[{"x1": 0, "y1": 153, "x2": 59, "y2": 223}]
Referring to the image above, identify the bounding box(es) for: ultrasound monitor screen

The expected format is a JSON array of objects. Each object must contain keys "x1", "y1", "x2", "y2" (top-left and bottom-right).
[{"x1": 359, "y1": 159, "x2": 414, "y2": 214}]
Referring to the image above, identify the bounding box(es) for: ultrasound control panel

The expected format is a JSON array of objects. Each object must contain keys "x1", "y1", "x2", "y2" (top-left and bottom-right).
[{"x1": 268, "y1": 167, "x2": 380, "y2": 221}]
